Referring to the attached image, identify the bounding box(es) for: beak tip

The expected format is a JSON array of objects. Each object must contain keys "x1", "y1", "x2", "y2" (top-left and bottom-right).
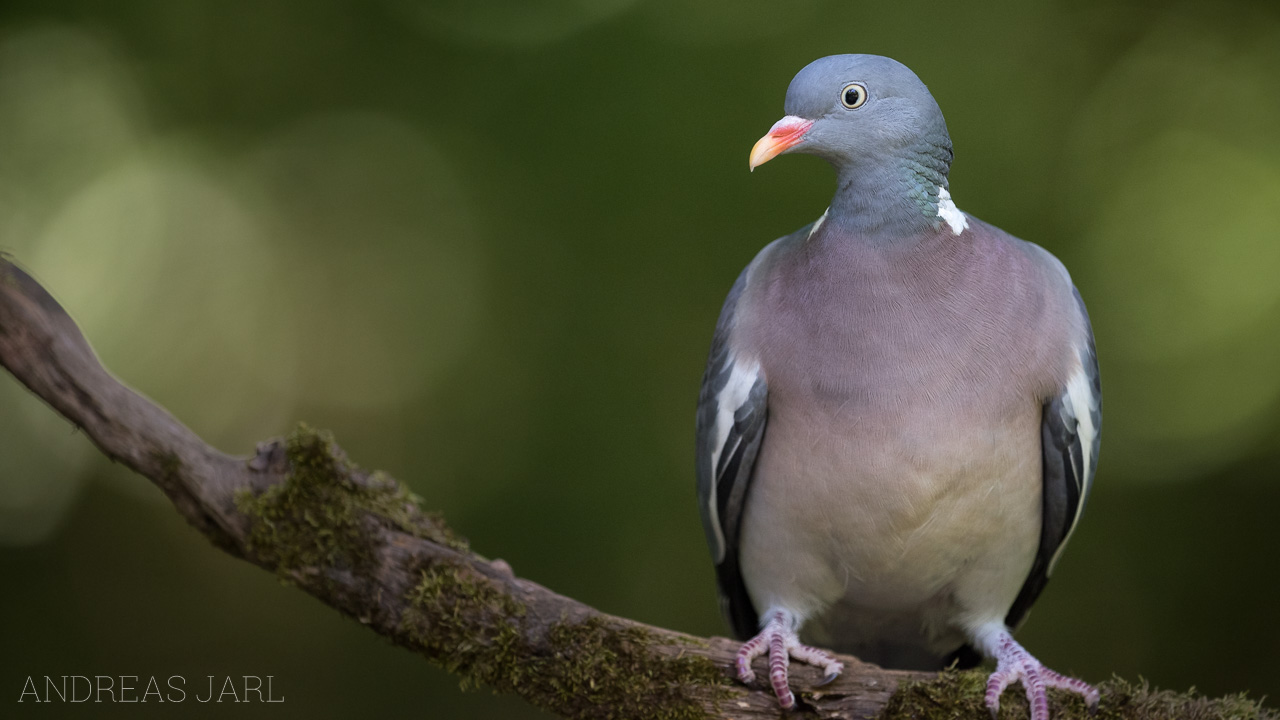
[{"x1": 749, "y1": 116, "x2": 812, "y2": 174}]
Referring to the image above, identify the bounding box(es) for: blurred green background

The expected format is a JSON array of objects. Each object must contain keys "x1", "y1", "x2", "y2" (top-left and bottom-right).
[{"x1": 2, "y1": 0, "x2": 1279, "y2": 717}]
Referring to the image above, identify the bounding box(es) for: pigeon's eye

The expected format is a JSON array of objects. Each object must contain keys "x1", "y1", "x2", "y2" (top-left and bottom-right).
[{"x1": 841, "y1": 83, "x2": 868, "y2": 109}]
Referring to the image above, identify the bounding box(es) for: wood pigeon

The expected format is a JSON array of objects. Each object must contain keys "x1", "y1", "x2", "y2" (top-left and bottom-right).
[{"x1": 695, "y1": 54, "x2": 1101, "y2": 719}]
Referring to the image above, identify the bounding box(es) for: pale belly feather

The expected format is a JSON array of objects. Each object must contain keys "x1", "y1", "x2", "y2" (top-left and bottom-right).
[
  {"x1": 736, "y1": 394, "x2": 1043, "y2": 668},
  {"x1": 729, "y1": 224, "x2": 1072, "y2": 669}
]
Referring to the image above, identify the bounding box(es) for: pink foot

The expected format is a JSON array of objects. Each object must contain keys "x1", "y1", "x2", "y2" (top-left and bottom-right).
[
  {"x1": 979, "y1": 627, "x2": 1099, "y2": 720},
  {"x1": 735, "y1": 609, "x2": 843, "y2": 709}
]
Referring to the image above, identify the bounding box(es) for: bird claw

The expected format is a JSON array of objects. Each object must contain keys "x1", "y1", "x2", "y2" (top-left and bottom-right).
[
  {"x1": 982, "y1": 628, "x2": 1097, "y2": 720},
  {"x1": 815, "y1": 670, "x2": 841, "y2": 688},
  {"x1": 735, "y1": 610, "x2": 843, "y2": 709}
]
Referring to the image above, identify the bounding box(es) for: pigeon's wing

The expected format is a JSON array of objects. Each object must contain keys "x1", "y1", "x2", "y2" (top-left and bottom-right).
[
  {"x1": 1006, "y1": 288, "x2": 1101, "y2": 629},
  {"x1": 696, "y1": 267, "x2": 767, "y2": 639}
]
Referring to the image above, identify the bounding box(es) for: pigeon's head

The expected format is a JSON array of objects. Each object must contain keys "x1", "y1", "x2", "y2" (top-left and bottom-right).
[{"x1": 749, "y1": 54, "x2": 950, "y2": 172}]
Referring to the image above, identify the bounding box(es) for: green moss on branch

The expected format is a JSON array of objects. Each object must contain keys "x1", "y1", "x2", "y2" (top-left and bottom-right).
[
  {"x1": 881, "y1": 669, "x2": 1277, "y2": 720},
  {"x1": 236, "y1": 424, "x2": 467, "y2": 577},
  {"x1": 400, "y1": 562, "x2": 732, "y2": 720}
]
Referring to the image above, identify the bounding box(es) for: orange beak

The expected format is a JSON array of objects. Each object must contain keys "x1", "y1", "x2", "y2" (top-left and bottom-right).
[{"x1": 749, "y1": 116, "x2": 814, "y2": 171}]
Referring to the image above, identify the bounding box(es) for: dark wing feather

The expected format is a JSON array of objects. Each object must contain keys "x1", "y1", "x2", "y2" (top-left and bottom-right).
[
  {"x1": 1006, "y1": 288, "x2": 1101, "y2": 629},
  {"x1": 695, "y1": 268, "x2": 767, "y2": 639}
]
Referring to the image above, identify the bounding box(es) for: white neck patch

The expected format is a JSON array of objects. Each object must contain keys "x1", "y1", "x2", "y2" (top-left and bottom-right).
[
  {"x1": 806, "y1": 208, "x2": 829, "y2": 240},
  {"x1": 937, "y1": 186, "x2": 968, "y2": 235}
]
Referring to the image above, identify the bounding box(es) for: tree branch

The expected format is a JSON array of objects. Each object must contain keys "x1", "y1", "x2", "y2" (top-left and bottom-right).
[{"x1": 1, "y1": 256, "x2": 1272, "y2": 720}]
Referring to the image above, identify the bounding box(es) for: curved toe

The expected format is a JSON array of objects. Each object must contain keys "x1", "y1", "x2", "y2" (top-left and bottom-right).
[{"x1": 734, "y1": 610, "x2": 844, "y2": 709}]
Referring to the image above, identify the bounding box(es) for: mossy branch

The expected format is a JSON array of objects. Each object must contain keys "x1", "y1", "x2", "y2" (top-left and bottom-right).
[{"x1": 0, "y1": 256, "x2": 1273, "y2": 720}]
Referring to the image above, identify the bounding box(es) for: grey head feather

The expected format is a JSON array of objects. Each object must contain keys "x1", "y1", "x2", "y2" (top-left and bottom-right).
[{"x1": 774, "y1": 54, "x2": 956, "y2": 238}]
